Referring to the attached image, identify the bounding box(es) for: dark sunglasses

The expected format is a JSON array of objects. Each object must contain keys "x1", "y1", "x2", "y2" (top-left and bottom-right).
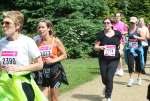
[
  {"x1": 1, "y1": 21, "x2": 11, "y2": 25},
  {"x1": 103, "y1": 22, "x2": 111, "y2": 24}
]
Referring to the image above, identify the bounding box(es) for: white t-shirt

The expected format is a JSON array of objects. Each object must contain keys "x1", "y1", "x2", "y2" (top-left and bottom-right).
[{"x1": 0, "y1": 34, "x2": 41, "y2": 68}]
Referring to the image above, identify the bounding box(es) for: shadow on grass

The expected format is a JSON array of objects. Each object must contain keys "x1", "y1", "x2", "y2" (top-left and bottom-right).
[
  {"x1": 90, "y1": 71, "x2": 100, "y2": 75},
  {"x1": 88, "y1": 67, "x2": 100, "y2": 74},
  {"x1": 88, "y1": 67, "x2": 99, "y2": 69},
  {"x1": 72, "y1": 94, "x2": 104, "y2": 101}
]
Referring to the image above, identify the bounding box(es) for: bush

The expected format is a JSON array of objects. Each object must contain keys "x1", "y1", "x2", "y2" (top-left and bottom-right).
[{"x1": 55, "y1": 18, "x2": 103, "y2": 58}]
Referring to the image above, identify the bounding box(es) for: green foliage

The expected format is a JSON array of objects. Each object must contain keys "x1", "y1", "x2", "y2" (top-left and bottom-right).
[
  {"x1": 0, "y1": 0, "x2": 150, "y2": 58},
  {"x1": 55, "y1": 18, "x2": 102, "y2": 58},
  {"x1": 127, "y1": 0, "x2": 150, "y2": 22}
]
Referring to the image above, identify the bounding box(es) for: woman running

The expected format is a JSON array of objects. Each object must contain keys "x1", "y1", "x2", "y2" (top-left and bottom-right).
[
  {"x1": 33, "y1": 19, "x2": 68, "y2": 101},
  {"x1": 112, "y1": 12, "x2": 128, "y2": 76},
  {"x1": 0, "y1": 11, "x2": 47, "y2": 101},
  {"x1": 138, "y1": 18, "x2": 150, "y2": 74},
  {"x1": 94, "y1": 17, "x2": 121, "y2": 101},
  {"x1": 125, "y1": 17, "x2": 146, "y2": 86}
]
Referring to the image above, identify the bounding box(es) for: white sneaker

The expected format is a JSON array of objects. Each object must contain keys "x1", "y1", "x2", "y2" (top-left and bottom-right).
[
  {"x1": 117, "y1": 68, "x2": 124, "y2": 76},
  {"x1": 137, "y1": 78, "x2": 142, "y2": 85},
  {"x1": 127, "y1": 79, "x2": 133, "y2": 87},
  {"x1": 115, "y1": 69, "x2": 119, "y2": 75},
  {"x1": 102, "y1": 98, "x2": 107, "y2": 101},
  {"x1": 107, "y1": 98, "x2": 112, "y2": 101}
]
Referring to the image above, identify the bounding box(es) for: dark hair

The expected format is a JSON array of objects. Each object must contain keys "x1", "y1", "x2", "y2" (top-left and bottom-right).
[
  {"x1": 103, "y1": 17, "x2": 114, "y2": 29},
  {"x1": 38, "y1": 19, "x2": 55, "y2": 36},
  {"x1": 103, "y1": 17, "x2": 112, "y2": 23}
]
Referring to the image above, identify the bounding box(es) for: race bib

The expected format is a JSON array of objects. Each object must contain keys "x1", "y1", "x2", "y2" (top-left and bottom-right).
[
  {"x1": 104, "y1": 45, "x2": 116, "y2": 56},
  {"x1": 39, "y1": 45, "x2": 51, "y2": 58},
  {"x1": 129, "y1": 39, "x2": 138, "y2": 48},
  {"x1": 0, "y1": 51, "x2": 17, "y2": 66}
]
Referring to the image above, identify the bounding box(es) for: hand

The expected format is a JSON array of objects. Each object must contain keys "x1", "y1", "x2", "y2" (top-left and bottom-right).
[
  {"x1": 133, "y1": 35, "x2": 139, "y2": 39},
  {"x1": 100, "y1": 46, "x2": 105, "y2": 50},
  {"x1": 4, "y1": 64, "x2": 20, "y2": 73}
]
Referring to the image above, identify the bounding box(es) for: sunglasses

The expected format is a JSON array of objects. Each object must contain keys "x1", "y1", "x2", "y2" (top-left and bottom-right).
[
  {"x1": 130, "y1": 22, "x2": 136, "y2": 24},
  {"x1": 103, "y1": 22, "x2": 111, "y2": 24},
  {"x1": 1, "y1": 21, "x2": 11, "y2": 26}
]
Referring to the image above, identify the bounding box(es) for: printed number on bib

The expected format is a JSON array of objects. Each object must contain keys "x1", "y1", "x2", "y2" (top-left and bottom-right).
[
  {"x1": 39, "y1": 45, "x2": 51, "y2": 58},
  {"x1": 0, "y1": 51, "x2": 17, "y2": 65},
  {"x1": 104, "y1": 45, "x2": 116, "y2": 56},
  {"x1": 129, "y1": 39, "x2": 138, "y2": 48}
]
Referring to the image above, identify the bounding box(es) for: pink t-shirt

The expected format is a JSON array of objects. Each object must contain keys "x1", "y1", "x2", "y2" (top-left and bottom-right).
[
  {"x1": 113, "y1": 21, "x2": 128, "y2": 44},
  {"x1": 113, "y1": 21, "x2": 128, "y2": 34}
]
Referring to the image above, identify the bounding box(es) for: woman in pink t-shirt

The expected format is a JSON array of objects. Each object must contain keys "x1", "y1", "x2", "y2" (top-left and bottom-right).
[{"x1": 112, "y1": 12, "x2": 128, "y2": 76}]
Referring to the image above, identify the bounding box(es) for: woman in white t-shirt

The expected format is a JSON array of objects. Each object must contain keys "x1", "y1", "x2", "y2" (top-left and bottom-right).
[{"x1": 0, "y1": 11, "x2": 47, "y2": 101}]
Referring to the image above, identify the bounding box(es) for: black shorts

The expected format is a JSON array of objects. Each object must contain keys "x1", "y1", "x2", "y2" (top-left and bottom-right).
[{"x1": 34, "y1": 62, "x2": 62, "y2": 88}]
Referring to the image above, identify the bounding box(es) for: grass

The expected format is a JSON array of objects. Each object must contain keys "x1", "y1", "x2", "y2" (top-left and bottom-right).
[{"x1": 60, "y1": 58, "x2": 99, "y2": 93}]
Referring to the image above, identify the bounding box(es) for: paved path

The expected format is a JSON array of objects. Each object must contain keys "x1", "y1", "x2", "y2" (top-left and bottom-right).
[{"x1": 59, "y1": 68, "x2": 150, "y2": 101}]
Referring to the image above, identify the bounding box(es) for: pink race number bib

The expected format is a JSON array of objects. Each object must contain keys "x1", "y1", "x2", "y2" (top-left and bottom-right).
[
  {"x1": 104, "y1": 45, "x2": 116, "y2": 56},
  {"x1": 129, "y1": 39, "x2": 138, "y2": 48},
  {"x1": 0, "y1": 51, "x2": 17, "y2": 65},
  {"x1": 39, "y1": 45, "x2": 51, "y2": 58}
]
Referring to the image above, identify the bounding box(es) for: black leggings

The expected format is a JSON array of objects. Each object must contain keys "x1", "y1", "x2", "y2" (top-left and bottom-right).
[
  {"x1": 22, "y1": 82, "x2": 35, "y2": 101},
  {"x1": 143, "y1": 46, "x2": 148, "y2": 64},
  {"x1": 126, "y1": 49, "x2": 143, "y2": 73},
  {"x1": 99, "y1": 59, "x2": 119, "y2": 98}
]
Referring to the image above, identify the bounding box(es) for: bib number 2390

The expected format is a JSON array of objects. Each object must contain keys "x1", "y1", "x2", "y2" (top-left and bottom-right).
[{"x1": 0, "y1": 51, "x2": 17, "y2": 65}]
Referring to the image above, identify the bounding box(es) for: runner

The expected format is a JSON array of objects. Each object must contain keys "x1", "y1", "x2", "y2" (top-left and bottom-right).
[
  {"x1": 33, "y1": 19, "x2": 68, "y2": 101},
  {"x1": 138, "y1": 18, "x2": 150, "y2": 74},
  {"x1": 124, "y1": 17, "x2": 146, "y2": 87},
  {"x1": 112, "y1": 12, "x2": 128, "y2": 76},
  {"x1": 94, "y1": 18, "x2": 121, "y2": 101},
  {"x1": 0, "y1": 11, "x2": 47, "y2": 101}
]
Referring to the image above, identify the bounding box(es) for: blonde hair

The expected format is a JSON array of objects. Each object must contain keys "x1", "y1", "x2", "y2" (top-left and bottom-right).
[
  {"x1": 3, "y1": 11, "x2": 24, "y2": 32},
  {"x1": 139, "y1": 18, "x2": 144, "y2": 23}
]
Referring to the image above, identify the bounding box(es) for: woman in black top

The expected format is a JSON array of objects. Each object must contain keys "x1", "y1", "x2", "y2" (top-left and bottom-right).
[{"x1": 94, "y1": 18, "x2": 121, "y2": 101}]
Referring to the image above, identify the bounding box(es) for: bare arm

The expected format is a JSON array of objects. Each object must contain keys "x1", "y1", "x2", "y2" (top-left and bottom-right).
[
  {"x1": 94, "y1": 41, "x2": 105, "y2": 51},
  {"x1": 4, "y1": 56, "x2": 43, "y2": 73},
  {"x1": 146, "y1": 28, "x2": 150, "y2": 39},
  {"x1": 136, "y1": 29, "x2": 146, "y2": 41},
  {"x1": 45, "y1": 37, "x2": 67, "y2": 64},
  {"x1": 54, "y1": 37, "x2": 67, "y2": 62},
  {"x1": 19, "y1": 56, "x2": 43, "y2": 72}
]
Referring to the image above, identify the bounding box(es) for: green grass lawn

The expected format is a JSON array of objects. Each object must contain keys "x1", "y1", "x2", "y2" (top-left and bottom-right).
[{"x1": 60, "y1": 58, "x2": 99, "y2": 93}]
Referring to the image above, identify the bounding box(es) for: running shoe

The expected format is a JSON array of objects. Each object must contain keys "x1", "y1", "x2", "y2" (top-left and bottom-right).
[
  {"x1": 127, "y1": 78, "x2": 134, "y2": 87},
  {"x1": 137, "y1": 78, "x2": 142, "y2": 85},
  {"x1": 107, "y1": 98, "x2": 112, "y2": 101}
]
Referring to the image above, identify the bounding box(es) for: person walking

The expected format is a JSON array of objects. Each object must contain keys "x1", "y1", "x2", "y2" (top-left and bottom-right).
[
  {"x1": 124, "y1": 17, "x2": 146, "y2": 87},
  {"x1": 94, "y1": 18, "x2": 122, "y2": 101},
  {"x1": 138, "y1": 18, "x2": 150, "y2": 74},
  {"x1": 112, "y1": 12, "x2": 128, "y2": 76}
]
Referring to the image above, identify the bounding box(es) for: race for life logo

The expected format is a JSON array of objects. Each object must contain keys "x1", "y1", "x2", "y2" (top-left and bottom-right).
[
  {"x1": 0, "y1": 51, "x2": 17, "y2": 65},
  {"x1": 104, "y1": 45, "x2": 116, "y2": 56},
  {"x1": 39, "y1": 45, "x2": 51, "y2": 58},
  {"x1": 129, "y1": 39, "x2": 138, "y2": 48}
]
